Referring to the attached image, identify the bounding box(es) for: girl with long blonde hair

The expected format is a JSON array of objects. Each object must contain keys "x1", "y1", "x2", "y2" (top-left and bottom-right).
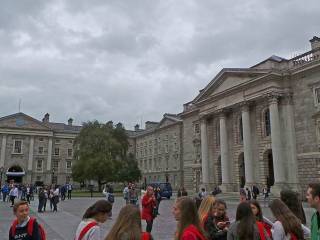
[{"x1": 198, "y1": 196, "x2": 216, "y2": 227}]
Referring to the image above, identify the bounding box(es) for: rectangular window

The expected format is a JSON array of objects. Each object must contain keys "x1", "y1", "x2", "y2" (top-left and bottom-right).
[
  {"x1": 52, "y1": 161, "x2": 59, "y2": 171},
  {"x1": 39, "y1": 137, "x2": 44, "y2": 142},
  {"x1": 54, "y1": 148, "x2": 60, "y2": 156},
  {"x1": 315, "y1": 87, "x2": 320, "y2": 105},
  {"x1": 38, "y1": 147, "x2": 44, "y2": 155},
  {"x1": 36, "y1": 159, "x2": 43, "y2": 171},
  {"x1": 195, "y1": 123, "x2": 200, "y2": 134},
  {"x1": 67, "y1": 149, "x2": 73, "y2": 157},
  {"x1": 55, "y1": 139, "x2": 61, "y2": 144},
  {"x1": 68, "y1": 139, "x2": 73, "y2": 144},
  {"x1": 66, "y1": 160, "x2": 72, "y2": 169},
  {"x1": 13, "y1": 140, "x2": 22, "y2": 154}
]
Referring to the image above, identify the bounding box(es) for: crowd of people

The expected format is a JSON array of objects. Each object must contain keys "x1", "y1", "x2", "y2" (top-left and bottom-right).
[{"x1": 6, "y1": 182, "x2": 320, "y2": 240}]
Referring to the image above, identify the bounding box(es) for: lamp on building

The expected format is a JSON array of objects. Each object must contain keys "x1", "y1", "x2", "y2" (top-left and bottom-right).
[
  {"x1": 0, "y1": 166, "x2": 4, "y2": 188},
  {"x1": 51, "y1": 169, "x2": 55, "y2": 185}
]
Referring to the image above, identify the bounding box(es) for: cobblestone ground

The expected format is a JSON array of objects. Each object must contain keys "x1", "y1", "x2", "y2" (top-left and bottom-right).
[{"x1": 0, "y1": 196, "x2": 315, "y2": 240}]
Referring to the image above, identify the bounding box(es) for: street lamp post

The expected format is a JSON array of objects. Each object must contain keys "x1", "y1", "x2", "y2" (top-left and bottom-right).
[
  {"x1": 51, "y1": 169, "x2": 55, "y2": 185},
  {"x1": 0, "y1": 167, "x2": 4, "y2": 189}
]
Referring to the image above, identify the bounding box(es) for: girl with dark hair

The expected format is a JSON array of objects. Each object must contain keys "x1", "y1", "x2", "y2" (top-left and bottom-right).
[
  {"x1": 105, "y1": 204, "x2": 153, "y2": 240},
  {"x1": 269, "y1": 199, "x2": 304, "y2": 240},
  {"x1": 249, "y1": 200, "x2": 272, "y2": 238},
  {"x1": 75, "y1": 200, "x2": 112, "y2": 240},
  {"x1": 172, "y1": 196, "x2": 207, "y2": 240},
  {"x1": 227, "y1": 202, "x2": 270, "y2": 240}
]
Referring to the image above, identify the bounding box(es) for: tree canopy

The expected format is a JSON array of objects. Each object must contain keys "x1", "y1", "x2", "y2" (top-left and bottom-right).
[{"x1": 72, "y1": 120, "x2": 141, "y2": 189}]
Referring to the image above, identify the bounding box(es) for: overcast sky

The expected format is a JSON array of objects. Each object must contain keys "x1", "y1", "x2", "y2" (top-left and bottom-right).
[{"x1": 0, "y1": 1, "x2": 319, "y2": 129}]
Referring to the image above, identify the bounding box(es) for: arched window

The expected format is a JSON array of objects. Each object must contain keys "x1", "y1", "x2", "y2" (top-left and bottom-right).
[
  {"x1": 239, "y1": 116, "x2": 243, "y2": 143},
  {"x1": 264, "y1": 108, "x2": 271, "y2": 136},
  {"x1": 216, "y1": 120, "x2": 220, "y2": 146}
]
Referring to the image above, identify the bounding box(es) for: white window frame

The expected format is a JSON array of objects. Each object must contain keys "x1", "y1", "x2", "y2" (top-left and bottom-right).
[
  {"x1": 12, "y1": 140, "x2": 23, "y2": 154},
  {"x1": 66, "y1": 160, "x2": 72, "y2": 172},
  {"x1": 314, "y1": 87, "x2": 320, "y2": 106},
  {"x1": 54, "y1": 148, "x2": 60, "y2": 156},
  {"x1": 55, "y1": 139, "x2": 61, "y2": 145},
  {"x1": 36, "y1": 159, "x2": 43, "y2": 172},
  {"x1": 67, "y1": 148, "x2": 73, "y2": 157}
]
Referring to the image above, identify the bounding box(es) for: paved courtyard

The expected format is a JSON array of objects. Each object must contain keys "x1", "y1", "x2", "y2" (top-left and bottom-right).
[{"x1": 0, "y1": 196, "x2": 315, "y2": 240}]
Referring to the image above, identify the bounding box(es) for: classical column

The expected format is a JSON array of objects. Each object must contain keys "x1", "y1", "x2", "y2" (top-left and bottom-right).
[
  {"x1": 269, "y1": 95, "x2": 286, "y2": 186},
  {"x1": 0, "y1": 134, "x2": 7, "y2": 167},
  {"x1": 200, "y1": 118, "x2": 209, "y2": 186},
  {"x1": 219, "y1": 112, "x2": 231, "y2": 188},
  {"x1": 46, "y1": 137, "x2": 53, "y2": 171},
  {"x1": 27, "y1": 136, "x2": 34, "y2": 171},
  {"x1": 241, "y1": 104, "x2": 254, "y2": 184},
  {"x1": 282, "y1": 94, "x2": 299, "y2": 189}
]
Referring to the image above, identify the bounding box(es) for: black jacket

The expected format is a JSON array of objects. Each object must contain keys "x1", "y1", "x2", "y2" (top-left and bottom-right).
[{"x1": 9, "y1": 219, "x2": 40, "y2": 240}]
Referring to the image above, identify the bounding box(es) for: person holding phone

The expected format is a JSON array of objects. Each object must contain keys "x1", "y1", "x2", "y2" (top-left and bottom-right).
[{"x1": 204, "y1": 199, "x2": 230, "y2": 240}]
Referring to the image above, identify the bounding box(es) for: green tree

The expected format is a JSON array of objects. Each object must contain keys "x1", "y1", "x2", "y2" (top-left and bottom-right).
[
  {"x1": 72, "y1": 120, "x2": 127, "y2": 191},
  {"x1": 117, "y1": 153, "x2": 141, "y2": 183}
]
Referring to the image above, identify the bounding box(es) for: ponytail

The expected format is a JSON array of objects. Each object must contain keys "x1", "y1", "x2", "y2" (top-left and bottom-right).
[{"x1": 83, "y1": 200, "x2": 112, "y2": 219}]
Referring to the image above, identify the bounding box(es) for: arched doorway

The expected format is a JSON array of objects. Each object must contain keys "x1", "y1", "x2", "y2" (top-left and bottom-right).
[
  {"x1": 216, "y1": 155, "x2": 222, "y2": 185},
  {"x1": 238, "y1": 152, "x2": 245, "y2": 188},
  {"x1": 6, "y1": 165, "x2": 25, "y2": 183},
  {"x1": 263, "y1": 149, "x2": 275, "y2": 189}
]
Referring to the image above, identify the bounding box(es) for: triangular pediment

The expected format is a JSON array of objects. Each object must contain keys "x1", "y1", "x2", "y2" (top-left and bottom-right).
[
  {"x1": 194, "y1": 68, "x2": 270, "y2": 103},
  {"x1": 158, "y1": 114, "x2": 181, "y2": 128},
  {"x1": 0, "y1": 113, "x2": 52, "y2": 131}
]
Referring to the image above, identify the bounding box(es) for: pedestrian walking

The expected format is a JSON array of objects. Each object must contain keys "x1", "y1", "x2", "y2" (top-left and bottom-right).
[
  {"x1": 38, "y1": 187, "x2": 45, "y2": 213},
  {"x1": 177, "y1": 186, "x2": 188, "y2": 197},
  {"x1": 227, "y1": 202, "x2": 270, "y2": 240},
  {"x1": 67, "y1": 183, "x2": 73, "y2": 199},
  {"x1": 1, "y1": 183, "x2": 9, "y2": 202},
  {"x1": 269, "y1": 199, "x2": 303, "y2": 240},
  {"x1": 9, "y1": 185, "x2": 19, "y2": 207},
  {"x1": 43, "y1": 187, "x2": 48, "y2": 212},
  {"x1": 103, "y1": 185, "x2": 114, "y2": 218},
  {"x1": 60, "y1": 184, "x2": 66, "y2": 201},
  {"x1": 306, "y1": 183, "x2": 320, "y2": 240},
  {"x1": 172, "y1": 196, "x2": 207, "y2": 240},
  {"x1": 141, "y1": 185, "x2": 156, "y2": 233},
  {"x1": 9, "y1": 200, "x2": 46, "y2": 240},
  {"x1": 262, "y1": 186, "x2": 269, "y2": 207},
  {"x1": 105, "y1": 204, "x2": 154, "y2": 240},
  {"x1": 123, "y1": 183, "x2": 130, "y2": 205},
  {"x1": 128, "y1": 183, "x2": 139, "y2": 206},
  {"x1": 26, "y1": 185, "x2": 31, "y2": 204},
  {"x1": 75, "y1": 200, "x2": 112, "y2": 240},
  {"x1": 52, "y1": 186, "x2": 59, "y2": 212}
]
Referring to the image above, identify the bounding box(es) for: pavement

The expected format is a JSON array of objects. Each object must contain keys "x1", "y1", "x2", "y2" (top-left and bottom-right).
[{"x1": 0, "y1": 196, "x2": 316, "y2": 240}]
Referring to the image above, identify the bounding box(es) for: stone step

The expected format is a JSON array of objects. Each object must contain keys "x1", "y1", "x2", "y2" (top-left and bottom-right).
[{"x1": 213, "y1": 192, "x2": 277, "y2": 202}]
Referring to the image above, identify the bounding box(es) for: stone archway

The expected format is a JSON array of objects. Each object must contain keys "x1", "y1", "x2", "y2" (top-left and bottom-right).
[
  {"x1": 263, "y1": 149, "x2": 275, "y2": 189},
  {"x1": 238, "y1": 152, "x2": 245, "y2": 188},
  {"x1": 6, "y1": 165, "x2": 25, "y2": 183},
  {"x1": 216, "y1": 155, "x2": 222, "y2": 186}
]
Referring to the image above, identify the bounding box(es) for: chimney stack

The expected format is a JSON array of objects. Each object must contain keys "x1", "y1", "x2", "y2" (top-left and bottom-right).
[
  {"x1": 68, "y1": 118, "x2": 73, "y2": 126},
  {"x1": 42, "y1": 113, "x2": 50, "y2": 123},
  {"x1": 134, "y1": 124, "x2": 140, "y2": 131},
  {"x1": 310, "y1": 36, "x2": 320, "y2": 50}
]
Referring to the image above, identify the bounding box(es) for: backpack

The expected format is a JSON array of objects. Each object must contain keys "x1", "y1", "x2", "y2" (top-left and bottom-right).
[
  {"x1": 141, "y1": 232, "x2": 151, "y2": 240},
  {"x1": 76, "y1": 221, "x2": 98, "y2": 240},
  {"x1": 11, "y1": 217, "x2": 46, "y2": 240},
  {"x1": 108, "y1": 193, "x2": 115, "y2": 203}
]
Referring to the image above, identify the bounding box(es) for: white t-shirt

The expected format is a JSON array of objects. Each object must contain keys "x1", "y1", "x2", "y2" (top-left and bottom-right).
[{"x1": 75, "y1": 219, "x2": 100, "y2": 240}]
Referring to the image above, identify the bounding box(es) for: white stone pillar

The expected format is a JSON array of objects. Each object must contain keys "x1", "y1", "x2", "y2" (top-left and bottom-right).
[
  {"x1": 219, "y1": 113, "x2": 231, "y2": 187},
  {"x1": 0, "y1": 134, "x2": 7, "y2": 167},
  {"x1": 269, "y1": 95, "x2": 286, "y2": 185},
  {"x1": 200, "y1": 119, "x2": 209, "y2": 186},
  {"x1": 283, "y1": 95, "x2": 299, "y2": 188},
  {"x1": 241, "y1": 104, "x2": 255, "y2": 184},
  {"x1": 27, "y1": 136, "x2": 34, "y2": 171},
  {"x1": 46, "y1": 137, "x2": 53, "y2": 171}
]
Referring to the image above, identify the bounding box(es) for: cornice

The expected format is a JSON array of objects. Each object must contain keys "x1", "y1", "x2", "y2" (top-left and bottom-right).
[{"x1": 0, "y1": 128, "x2": 53, "y2": 137}]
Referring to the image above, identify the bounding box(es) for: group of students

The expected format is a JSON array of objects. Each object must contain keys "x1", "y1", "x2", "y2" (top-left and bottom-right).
[
  {"x1": 1, "y1": 183, "x2": 35, "y2": 206},
  {"x1": 8, "y1": 182, "x2": 320, "y2": 240}
]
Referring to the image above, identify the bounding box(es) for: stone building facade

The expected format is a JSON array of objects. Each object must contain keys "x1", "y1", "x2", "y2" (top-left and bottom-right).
[
  {"x1": 0, "y1": 112, "x2": 80, "y2": 186},
  {"x1": 128, "y1": 114, "x2": 184, "y2": 189},
  {"x1": 181, "y1": 36, "x2": 320, "y2": 194}
]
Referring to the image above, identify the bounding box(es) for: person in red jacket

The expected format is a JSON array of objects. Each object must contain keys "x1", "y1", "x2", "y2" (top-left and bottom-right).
[
  {"x1": 172, "y1": 196, "x2": 207, "y2": 240},
  {"x1": 141, "y1": 186, "x2": 156, "y2": 233}
]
